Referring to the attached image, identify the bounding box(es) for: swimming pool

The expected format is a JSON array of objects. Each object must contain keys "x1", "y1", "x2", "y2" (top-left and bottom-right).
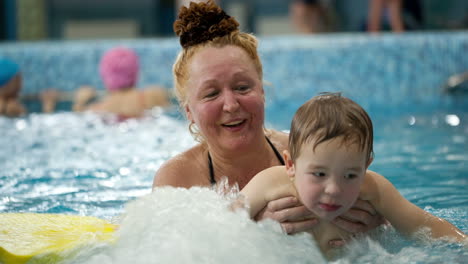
[
  {"x1": 1, "y1": 32, "x2": 467, "y2": 263},
  {"x1": 0, "y1": 105, "x2": 466, "y2": 263}
]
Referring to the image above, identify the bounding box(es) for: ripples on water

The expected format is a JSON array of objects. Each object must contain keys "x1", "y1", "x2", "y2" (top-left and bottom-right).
[
  {"x1": 0, "y1": 110, "x2": 467, "y2": 263},
  {"x1": 0, "y1": 109, "x2": 194, "y2": 218}
]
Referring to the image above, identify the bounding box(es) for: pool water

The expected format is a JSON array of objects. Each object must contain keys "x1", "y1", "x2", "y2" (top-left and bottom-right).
[{"x1": 0, "y1": 106, "x2": 467, "y2": 263}]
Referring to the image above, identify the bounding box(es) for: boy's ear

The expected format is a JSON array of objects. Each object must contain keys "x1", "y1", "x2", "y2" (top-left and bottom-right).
[
  {"x1": 283, "y1": 150, "x2": 295, "y2": 177},
  {"x1": 366, "y1": 156, "x2": 374, "y2": 169}
]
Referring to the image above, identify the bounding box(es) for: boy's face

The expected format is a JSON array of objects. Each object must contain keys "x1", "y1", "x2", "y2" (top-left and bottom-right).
[{"x1": 285, "y1": 137, "x2": 369, "y2": 221}]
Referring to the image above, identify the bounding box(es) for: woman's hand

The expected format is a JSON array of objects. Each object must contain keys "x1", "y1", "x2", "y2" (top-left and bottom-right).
[
  {"x1": 254, "y1": 196, "x2": 318, "y2": 234},
  {"x1": 332, "y1": 199, "x2": 386, "y2": 233}
]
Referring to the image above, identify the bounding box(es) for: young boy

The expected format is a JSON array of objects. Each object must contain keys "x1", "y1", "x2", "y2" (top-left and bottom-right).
[{"x1": 240, "y1": 92, "x2": 466, "y2": 255}]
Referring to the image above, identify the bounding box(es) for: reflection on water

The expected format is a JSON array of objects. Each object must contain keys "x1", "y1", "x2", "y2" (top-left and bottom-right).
[
  {"x1": 0, "y1": 110, "x2": 194, "y2": 218},
  {"x1": 0, "y1": 110, "x2": 467, "y2": 263}
]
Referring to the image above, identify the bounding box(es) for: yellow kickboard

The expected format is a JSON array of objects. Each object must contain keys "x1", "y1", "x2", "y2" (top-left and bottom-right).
[{"x1": 0, "y1": 213, "x2": 117, "y2": 264}]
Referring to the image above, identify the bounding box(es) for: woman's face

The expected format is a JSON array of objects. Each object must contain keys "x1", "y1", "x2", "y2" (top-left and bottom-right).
[{"x1": 185, "y1": 45, "x2": 265, "y2": 153}]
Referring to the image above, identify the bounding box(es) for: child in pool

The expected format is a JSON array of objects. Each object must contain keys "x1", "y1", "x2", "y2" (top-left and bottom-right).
[{"x1": 239, "y1": 92, "x2": 467, "y2": 256}]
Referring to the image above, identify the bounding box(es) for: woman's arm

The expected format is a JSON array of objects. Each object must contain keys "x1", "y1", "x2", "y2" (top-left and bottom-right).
[{"x1": 361, "y1": 171, "x2": 467, "y2": 241}]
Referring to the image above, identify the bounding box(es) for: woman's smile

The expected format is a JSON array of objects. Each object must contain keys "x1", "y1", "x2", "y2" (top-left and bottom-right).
[{"x1": 221, "y1": 118, "x2": 247, "y2": 130}]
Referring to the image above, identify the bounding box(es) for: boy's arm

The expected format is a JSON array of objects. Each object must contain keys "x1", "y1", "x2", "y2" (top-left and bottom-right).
[
  {"x1": 361, "y1": 171, "x2": 466, "y2": 241},
  {"x1": 239, "y1": 166, "x2": 290, "y2": 218}
]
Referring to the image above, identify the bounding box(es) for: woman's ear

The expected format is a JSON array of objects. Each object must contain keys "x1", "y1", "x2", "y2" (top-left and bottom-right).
[
  {"x1": 283, "y1": 150, "x2": 295, "y2": 178},
  {"x1": 184, "y1": 104, "x2": 193, "y2": 122},
  {"x1": 262, "y1": 86, "x2": 266, "y2": 103}
]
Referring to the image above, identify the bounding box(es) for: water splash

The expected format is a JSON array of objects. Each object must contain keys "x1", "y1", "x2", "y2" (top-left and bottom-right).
[{"x1": 71, "y1": 187, "x2": 325, "y2": 264}]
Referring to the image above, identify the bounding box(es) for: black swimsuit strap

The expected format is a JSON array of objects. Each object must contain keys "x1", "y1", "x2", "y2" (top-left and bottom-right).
[
  {"x1": 208, "y1": 136, "x2": 285, "y2": 185},
  {"x1": 208, "y1": 150, "x2": 216, "y2": 184},
  {"x1": 265, "y1": 136, "x2": 285, "y2": 166}
]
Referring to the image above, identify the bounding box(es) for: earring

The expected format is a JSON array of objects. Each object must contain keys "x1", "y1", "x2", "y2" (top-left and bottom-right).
[{"x1": 188, "y1": 122, "x2": 198, "y2": 135}]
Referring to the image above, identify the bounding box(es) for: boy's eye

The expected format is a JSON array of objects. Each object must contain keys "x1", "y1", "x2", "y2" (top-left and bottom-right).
[
  {"x1": 312, "y1": 172, "x2": 326, "y2": 177},
  {"x1": 345, "y1": 173, "x2": 358, "y2": 179}
]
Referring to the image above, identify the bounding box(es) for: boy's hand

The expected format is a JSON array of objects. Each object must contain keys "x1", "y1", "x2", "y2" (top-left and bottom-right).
[{"x1": 254, "y1": 196, "x2": 318, "y2": 234}]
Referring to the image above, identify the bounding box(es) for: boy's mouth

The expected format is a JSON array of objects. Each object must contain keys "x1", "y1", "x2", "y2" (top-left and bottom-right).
[{"x1": 318, "y1": 203, "x2": 341, "y2": 212}]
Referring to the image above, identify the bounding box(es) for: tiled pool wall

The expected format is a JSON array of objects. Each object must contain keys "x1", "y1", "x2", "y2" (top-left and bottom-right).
[{"x1": 1, "y1": 31, "x2": 467, "y2": 114}]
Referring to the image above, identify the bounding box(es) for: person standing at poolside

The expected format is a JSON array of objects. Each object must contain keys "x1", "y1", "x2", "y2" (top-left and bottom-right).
[
  {"x1": 153, "y1": 0, "x2": 384, "y2": 239},
  {"x1": 290, "y1": 0, "x2": 330, "y2": 33}
]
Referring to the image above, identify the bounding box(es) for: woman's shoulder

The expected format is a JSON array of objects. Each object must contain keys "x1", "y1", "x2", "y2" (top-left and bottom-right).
[
  {"x1": 152, "y1": 144, "x2": 208, "y2": 188},
  {"x1": 265, "y1": 129, "x2": 289, "y2": 152}
]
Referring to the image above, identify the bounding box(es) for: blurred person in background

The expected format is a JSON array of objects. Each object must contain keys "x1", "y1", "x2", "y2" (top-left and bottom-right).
[
  {"x1": 0, "y1": 57, "x2": 26, "y2": 117},
  {"x1": 290, "y1": 0, "x2": 329, "y2": 33},
  {"x1": 367, "y1": 0, "x2": 423, "y2": 32},
  {"x1": 43, "y1": 46, "x2": 170, "y2": 119}
]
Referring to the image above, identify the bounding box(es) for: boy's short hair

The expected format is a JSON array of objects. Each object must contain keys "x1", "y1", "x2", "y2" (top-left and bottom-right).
[{"x1": 289, "y1": 92, "x2": 374, "y2": 163}]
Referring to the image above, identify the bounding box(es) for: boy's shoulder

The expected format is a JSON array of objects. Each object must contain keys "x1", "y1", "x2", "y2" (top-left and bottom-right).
[
  {"x1": 247, "y1": 165, "x2": 295, "y2": 198},
  {"x1": 255, "y1": 166, "x2": 289, "y2": 182}
]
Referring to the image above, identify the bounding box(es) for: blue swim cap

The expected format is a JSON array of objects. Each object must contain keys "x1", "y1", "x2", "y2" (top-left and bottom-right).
[{"x1": 0, "y1": 58, "x2": 20, "y2": 86}]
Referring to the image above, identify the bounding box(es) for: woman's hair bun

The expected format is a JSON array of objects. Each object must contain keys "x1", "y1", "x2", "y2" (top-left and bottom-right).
[{"x1": 174, "y1": 0, "x2": 239, "y2": 48}]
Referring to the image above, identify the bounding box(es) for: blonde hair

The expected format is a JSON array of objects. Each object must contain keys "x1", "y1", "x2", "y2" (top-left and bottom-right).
[{"x1": 173, "y1": 32, "x2": 262, "y2": 106}]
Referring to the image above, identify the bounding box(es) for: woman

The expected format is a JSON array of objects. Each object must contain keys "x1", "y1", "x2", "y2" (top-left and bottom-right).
[{"x1": 153, "y1": 0, "x2": 382, "y2": 238}]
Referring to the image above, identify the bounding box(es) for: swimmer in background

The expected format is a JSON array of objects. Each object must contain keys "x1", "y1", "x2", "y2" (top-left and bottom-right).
[
  {"x1": 43, "y1": 46, "x2": 170, "y2": 118},
  {"x1": 72, "y1": 46, "x2": 170, "y2": 118},
  {"x1": 0, "y1": 57, "x2": 27, "y2": 117},
  {"x1": 0, "y1": 57, "x2": 57, "y2": 117},
  {"x1": 238, "y1": 92, "x2": 467, "y2": 257}
]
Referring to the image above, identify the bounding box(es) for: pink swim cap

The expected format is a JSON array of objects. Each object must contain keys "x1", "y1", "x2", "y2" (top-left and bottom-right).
[{"x1": 99, "y1": 47, "x2": 139, "y2": 91}]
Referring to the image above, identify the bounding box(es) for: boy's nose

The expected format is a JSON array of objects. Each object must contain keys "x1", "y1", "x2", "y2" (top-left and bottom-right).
[{"x1": 324, "y1": 180, "x2": 341, "y2": 196}]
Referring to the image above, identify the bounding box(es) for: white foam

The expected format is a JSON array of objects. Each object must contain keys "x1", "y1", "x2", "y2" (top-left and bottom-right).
[{"x1": 73, "y1": 186, "x2": 325, "y2": 264}]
